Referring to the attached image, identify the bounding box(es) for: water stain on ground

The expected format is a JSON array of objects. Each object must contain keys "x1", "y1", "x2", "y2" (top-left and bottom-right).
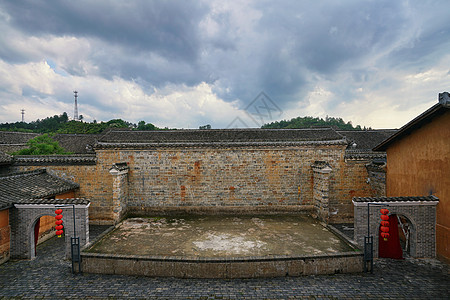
[{"x1": 88, "y1": 215, "x2": 353, "y2": 257}]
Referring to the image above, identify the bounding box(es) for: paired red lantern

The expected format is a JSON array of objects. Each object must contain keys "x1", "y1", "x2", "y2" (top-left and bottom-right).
[
  {"x1": 380, "y1": 208, "x2": 390, "y2": 241},
  {"x1": 55, "y1": 209, "x2": 64, "y2": 237}
]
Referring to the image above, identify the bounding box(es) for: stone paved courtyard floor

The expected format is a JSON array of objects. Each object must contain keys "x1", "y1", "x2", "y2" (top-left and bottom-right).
[{"x1": 0, "y1": 225, "x2": 449, "y2": 299}]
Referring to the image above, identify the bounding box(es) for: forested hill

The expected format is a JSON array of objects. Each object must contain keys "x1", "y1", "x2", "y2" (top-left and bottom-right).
[
  {"x1": 0, "y1": 112, "x2": 160, "y2": 134},
  {"x1": 262, "y1": 116, "x2": 366, "y2": 130},
  {"x1": 1, "y1": 112, "x2": 366, "y2": 133}
]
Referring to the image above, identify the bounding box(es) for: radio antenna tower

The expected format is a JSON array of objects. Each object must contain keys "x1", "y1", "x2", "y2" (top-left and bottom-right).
[
  {"x1": 73, "y1": 91, "x2": 79, "y2": 121},
  {"x1": 21, "y1": 109, "x2": 25, "y2": 122}
]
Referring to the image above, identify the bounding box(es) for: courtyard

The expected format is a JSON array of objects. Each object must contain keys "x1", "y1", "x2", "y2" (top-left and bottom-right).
[{"x1": 0, "y1": 225, "x2": 448, "y2": 299}]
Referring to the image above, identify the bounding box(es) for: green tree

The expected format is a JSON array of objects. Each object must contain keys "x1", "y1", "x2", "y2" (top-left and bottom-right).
[
  {"x1": 262, "y1": 116, "x2": 363, "y2": 130},
  {"x1": 12, "y1": 134, "x2": 71, "y2": 155},
  {"x1": 136, "y1": 121, "x2": 157, "y2": 130}
]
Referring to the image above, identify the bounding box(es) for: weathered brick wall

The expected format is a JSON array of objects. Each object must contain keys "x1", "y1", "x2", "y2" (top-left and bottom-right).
[
  {"x1": 329, "y1": 158, "x2": 378, "y2": 223},
  {"x1": 10, "y1": 146, "x2": 386, "y2": 224},
  {"x1": 366, "y1": 163, "x2": 386, "y2": 196},
  {"x1": 101, "y1": 145, "x2": 346, "y2": 213}
]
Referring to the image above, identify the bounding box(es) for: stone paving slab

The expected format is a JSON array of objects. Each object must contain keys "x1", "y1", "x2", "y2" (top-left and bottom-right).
[{"x1": 0, "y1": 225, "x2": 449, "y2": 299}]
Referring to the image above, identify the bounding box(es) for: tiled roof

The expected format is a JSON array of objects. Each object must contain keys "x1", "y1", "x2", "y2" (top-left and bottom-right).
[
  {"x1": 96, "y1": 128, "x2": 346, "y2": 148},
  {"x1": 0, "y1": 151, "x2": 13, "y2": 165},
  {"x1": 18, "y1": 198, "x2": 90, "y2": 205},
  {"x1": 0, "y1": 131, "x2": 40, "y2": 145},
  {"x1": 344, "y1": 150, "x2": 387, "y2": 160},
  {"x1": 52, "y1": 134, "x2": 100, "y2": 154},
  {"x1": 337, "y1": 130, "x2": 397, "y2": 150},
  {"x1": 352, "y1": 195, "x2": 439, "y2": 203},
  {"x1": 0, "y1": 169, "x2": 79, "y2": 209}
]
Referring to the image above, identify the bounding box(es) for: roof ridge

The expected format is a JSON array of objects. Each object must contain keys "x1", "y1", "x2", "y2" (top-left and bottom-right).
[{"x1": 0, "y1": 168, "x2": 45, "y2": 179}]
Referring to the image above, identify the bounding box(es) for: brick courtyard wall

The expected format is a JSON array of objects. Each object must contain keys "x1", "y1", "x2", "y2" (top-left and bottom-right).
[
  {"x1": 9, "y1": 144, "x2": 387, "y2": 225},
  {"x1": 97, "y1": 144, "x2": 346, "y2": 216},
  {"x1": 328, "y1": 152, "x2": 387, "y2": 224},
  {"x1": 0, "y1": 209, "x2": 10, "y2": 265}
]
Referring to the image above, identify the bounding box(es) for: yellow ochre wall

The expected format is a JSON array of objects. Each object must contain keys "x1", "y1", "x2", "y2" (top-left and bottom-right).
[{"x1": 385, "y1": 112, "x2": 450, "y2": 262}]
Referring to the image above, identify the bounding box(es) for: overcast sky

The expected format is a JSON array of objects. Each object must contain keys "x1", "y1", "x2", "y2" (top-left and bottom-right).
[{"x1": 0, "y1": 0, "x2": 449, "y2": 129}]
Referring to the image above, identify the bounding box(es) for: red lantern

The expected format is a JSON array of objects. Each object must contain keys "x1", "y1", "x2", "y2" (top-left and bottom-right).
[
  {"x1": 380, "y1": 208, "x2": 390, "y2": 241},
  {"x1": 380, "y1": 215, "x2": 389, "y2": 221},
  {"x1": 55, "y1": 209, "x2": 64, "y2": 237},
  {"x1": 380, "y1": 208, "x2": 389, "y2": 215}
]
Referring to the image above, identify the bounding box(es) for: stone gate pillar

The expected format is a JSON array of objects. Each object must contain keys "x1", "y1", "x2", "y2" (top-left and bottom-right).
[
  {"x1": 311, "y1": 161, "x2": 332, "y2": 223},
  {"x1": 109, "y1": 163, "x2": 129, "y2": 223}
]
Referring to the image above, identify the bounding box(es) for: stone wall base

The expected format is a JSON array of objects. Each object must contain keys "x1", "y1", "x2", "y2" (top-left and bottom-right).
[
  {"x1": 126, "y1": 205, "x2": 315, "y2": 216},
  {"x1": 81, "y1": 252, "x2": 363, "y2": 278}
]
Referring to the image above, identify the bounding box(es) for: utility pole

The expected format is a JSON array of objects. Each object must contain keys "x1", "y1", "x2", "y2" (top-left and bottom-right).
[
  {"x1": 21, "y1": 109, "x2": 25, "y2": 122},
  {"x1": 73, "y1": 91, "x2": 79, "y2": 121}
]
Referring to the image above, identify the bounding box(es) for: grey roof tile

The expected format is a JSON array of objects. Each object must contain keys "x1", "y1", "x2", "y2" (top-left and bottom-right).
[
  {"x1": 0, "y1": 131, "x2": 40, "y2": 144},
  {"x1": 97, "y1": 128, "x2": 345, "y2": 148},
  {"x1": 52, "y1": 134, "x2": 100, "y2": 154},
  {"x1": 352, "y1": 195, "x2": 439, "y2": 203},
  {"x1": 336, "y1": 130, "x2": 397, "y2": 150},
  {"x1": 0, "y1": 151, "x2": 13, "y2": 165},
  {"x1": 0, "y1": 169, "x2": 79, "y2": 209}
]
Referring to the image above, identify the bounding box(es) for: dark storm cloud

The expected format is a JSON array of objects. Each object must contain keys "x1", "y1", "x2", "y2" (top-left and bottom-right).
[
  {"x1": 1, "y1": 0, "x2": 213, "y2": 87},
  {"x1": 1, "y1": 0, "x2": 449, "y2": 127},
  {"x1": 2, "y1": 0, "x2": 207, "y2": 62}
]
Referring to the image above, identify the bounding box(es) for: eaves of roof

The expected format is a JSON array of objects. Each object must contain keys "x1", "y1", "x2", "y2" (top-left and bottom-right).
[{"x1": 373, "y1": 103, "x2": 449, "y2": 151}]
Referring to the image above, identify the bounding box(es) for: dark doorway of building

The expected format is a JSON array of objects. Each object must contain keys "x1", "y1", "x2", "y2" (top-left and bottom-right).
[
  {"x1": 378, "y1": 214, "x2": 404, "y2": 259},
  {"x1": 32, "y1": 215, "x2": 57, "y2": 258}
]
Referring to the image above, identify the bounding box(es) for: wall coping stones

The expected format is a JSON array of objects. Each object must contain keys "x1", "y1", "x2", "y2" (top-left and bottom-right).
[
  {"x1": 13, "y1": 154, "x2": 96, "y2": 165},
  {"x1": 311, "y1": 161, "x2": 332, "y2": 173},
  {"x1": 352, "y1": 195, "x2": 439, "y2": 206},
  {"x1": 95, "y1": 139, "x2": 348, "y2": 149},
  {"x1": 109, "y1": 162, "x2": 129, "y2": 175},
  {"x1": 344, "y1": 150, "x2": 387, "y2": 160},
  {"x1": 14, "y1": 198, "x2": 90, "y2": 206},
  {"x1": 98, "y1": 128, "x2": 344, "y2": 143}
]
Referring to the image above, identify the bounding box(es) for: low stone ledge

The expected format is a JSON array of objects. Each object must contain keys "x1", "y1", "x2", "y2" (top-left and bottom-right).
[{"x1": 81, "y1": 251, "x2": 363, "y2": 278}]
